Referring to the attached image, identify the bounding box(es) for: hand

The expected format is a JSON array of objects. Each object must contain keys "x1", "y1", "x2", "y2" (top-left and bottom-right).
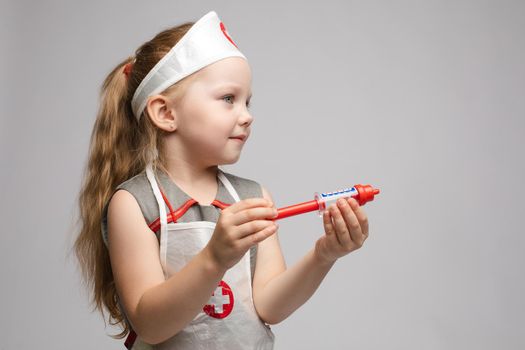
[
  {"x1": 205, "y1": 198, "x2": 279, "y2": 270},
  {"x1": 314, "y1": 197, "x2": 369, "y2": 265}
]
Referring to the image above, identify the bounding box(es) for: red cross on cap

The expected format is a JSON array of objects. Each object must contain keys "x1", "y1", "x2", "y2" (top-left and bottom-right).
[{"x1": 220, "y1": 22, "x2": 239, "y2": 48}]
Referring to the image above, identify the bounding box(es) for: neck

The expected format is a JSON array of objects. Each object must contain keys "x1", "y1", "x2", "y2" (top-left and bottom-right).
[{"x1": 160, "y1": 154, "x2": 219, "y2": 189}]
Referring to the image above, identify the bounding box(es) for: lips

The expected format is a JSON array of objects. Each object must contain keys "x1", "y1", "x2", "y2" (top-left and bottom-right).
[{"x1": 230, "y1": 135, "x2": 247, "y2": 141}]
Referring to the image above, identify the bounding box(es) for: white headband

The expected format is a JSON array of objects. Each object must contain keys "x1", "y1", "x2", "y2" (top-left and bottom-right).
[{"x1": 131, "y1": 10, "x2": 247, "y2": 120}]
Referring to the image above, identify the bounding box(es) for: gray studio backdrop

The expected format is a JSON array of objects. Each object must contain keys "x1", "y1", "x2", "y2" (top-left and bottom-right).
[{"x1": 1, "y1": 0, "x2": 524, "y2": 349}]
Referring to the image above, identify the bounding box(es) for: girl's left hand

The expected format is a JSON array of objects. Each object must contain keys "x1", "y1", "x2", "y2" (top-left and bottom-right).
[{"x1": 314, "y1": 197, "x2": 369, "y2": 265}]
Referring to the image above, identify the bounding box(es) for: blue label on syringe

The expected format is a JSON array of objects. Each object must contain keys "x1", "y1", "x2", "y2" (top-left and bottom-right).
[{"x1": 320, "y1": 187, "x2": 357, "y2": 199}]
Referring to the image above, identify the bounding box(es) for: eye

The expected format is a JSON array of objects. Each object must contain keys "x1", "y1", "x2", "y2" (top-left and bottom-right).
[
  {"x1": 222, "y1": 94, "x2": 252, "y2": 109},
  {"x1": 222, "y1": 95, "x2": 234, "y2": 104}
]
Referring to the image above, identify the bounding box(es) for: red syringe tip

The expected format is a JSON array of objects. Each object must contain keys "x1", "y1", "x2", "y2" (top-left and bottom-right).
[{"x1": 354, "y1": 184, "x2": 380, "y2": 205}]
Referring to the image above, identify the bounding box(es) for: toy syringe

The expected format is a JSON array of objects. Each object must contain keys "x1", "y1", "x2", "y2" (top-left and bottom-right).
[{"x1": 272, "y1": 185, "x2": 380, "y2": 220}]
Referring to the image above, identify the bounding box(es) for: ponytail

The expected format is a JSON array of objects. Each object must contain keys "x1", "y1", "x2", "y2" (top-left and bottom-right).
[
  {"x1": 73, "y1": 20, "x2": 195, "y2": 340},
  {"x1": 74, "y1": 56, "x2": 143, "y2": 339}
]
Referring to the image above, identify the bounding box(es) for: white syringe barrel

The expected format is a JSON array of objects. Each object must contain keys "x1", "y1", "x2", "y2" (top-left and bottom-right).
[{"x1": 314, "y1": 187, "x2": 359, "y2": 217}]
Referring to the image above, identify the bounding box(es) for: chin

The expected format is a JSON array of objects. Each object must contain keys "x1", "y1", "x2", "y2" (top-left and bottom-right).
[{"x1": 220, "y1": 154, "x2": 242, "y2": 165}]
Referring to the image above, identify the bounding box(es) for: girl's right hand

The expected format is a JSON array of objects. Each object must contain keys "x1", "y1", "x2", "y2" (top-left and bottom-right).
[{"x1": 204, "y1": 198, "x2": 279, "y2": 270}]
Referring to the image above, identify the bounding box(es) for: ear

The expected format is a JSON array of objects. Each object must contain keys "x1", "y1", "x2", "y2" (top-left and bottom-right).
[{"x1": 145, "y1": 94, "x2": 177, "y2": 132}]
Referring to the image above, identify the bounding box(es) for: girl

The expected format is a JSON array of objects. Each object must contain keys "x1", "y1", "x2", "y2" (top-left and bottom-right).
[{"x1": 74, "y1": 10, "x2": 370, "y2": 350}]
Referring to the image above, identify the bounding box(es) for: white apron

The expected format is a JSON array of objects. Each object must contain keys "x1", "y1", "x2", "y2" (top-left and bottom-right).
[{"x1": 124, "y1": 164, "x2": 275, "y2": 349}]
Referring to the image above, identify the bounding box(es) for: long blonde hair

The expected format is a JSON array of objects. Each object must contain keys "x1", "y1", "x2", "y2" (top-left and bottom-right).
[{"x1": 73, "y1": 21, "x2": 199, "y2": 339}]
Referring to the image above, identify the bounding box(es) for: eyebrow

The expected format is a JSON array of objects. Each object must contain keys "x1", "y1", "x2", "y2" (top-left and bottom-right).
[{"x1": 215, "y1": 83, "x2": 252, "y2": 99}]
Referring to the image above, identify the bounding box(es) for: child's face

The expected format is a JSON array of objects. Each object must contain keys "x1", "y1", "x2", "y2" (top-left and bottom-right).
[{"x1": 170, "y1": 56, "x2": 254, "y2": 165}]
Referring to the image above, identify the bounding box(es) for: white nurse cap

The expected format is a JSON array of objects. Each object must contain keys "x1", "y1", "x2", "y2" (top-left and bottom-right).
[{"x1": 131, "y1": 10, "x2": 247, "y2": 120}]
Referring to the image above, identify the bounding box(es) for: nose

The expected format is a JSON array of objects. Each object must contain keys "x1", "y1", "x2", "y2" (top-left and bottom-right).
[{"x1": 238, "y1": 106, "x2": 254, "y2": 127}]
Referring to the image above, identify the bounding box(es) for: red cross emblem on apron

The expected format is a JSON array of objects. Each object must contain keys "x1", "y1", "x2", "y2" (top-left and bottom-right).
[{"x1": 203, "y1": 280, "x2": 234, "y2": 319}]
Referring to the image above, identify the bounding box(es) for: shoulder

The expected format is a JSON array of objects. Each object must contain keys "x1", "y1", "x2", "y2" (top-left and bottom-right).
[
  {"x1": 115, "y1": 171, "x2": 150, "y2": 194},
  {"x1": 108, "y1": 171, "x2": 154, "y2": 215},
  {"x1": 219, "y1": 169, "x2": 273, "y2": 202},
  {"x1": 100, "y1": 171, "x2": 156, "y2": 247},
  {"x1": 112, "y1": 171, "x2": 160, "y2": 222}
]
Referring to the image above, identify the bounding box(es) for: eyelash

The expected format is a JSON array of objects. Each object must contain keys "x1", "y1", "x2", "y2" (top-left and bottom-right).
[{"x1": 223, "y1": 94, "x2": 251, "y2": 109}]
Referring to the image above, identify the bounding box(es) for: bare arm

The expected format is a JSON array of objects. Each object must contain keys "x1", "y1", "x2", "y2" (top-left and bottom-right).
[
  {"x1": 107, "y1": 190, "x2": 227, "y2": 344},
  {"x1": 252, "y1": 186, "x2": 336, "y2": 324},
  {"x1": 107, "y1": 190, "x2": 277, "y2": 344},
  {"x1": 253, "y1": 186, "x2": 369, "y2": 325},
  {"x1": 254, "y1": 247, "x2": 336, "y2": 324}
]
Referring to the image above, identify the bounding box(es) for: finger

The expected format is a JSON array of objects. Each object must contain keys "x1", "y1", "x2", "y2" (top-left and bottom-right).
[
  {"x1": 338, "y1": 198, "x2": 364, "y2": 245},
  {"x1": 239, "y1": 221, "x2": 278, "y2": 249},
  {"x1": 347, "y1": 197, "x2": 369, "y2": 237},
  {"x1": 226, "y1": 197, "x2": 272, "y2": 215},
  {"x1": 236, "y1": 219, "x2": 276, "y2": 239},
  {"x1": 322, "y1": 209, "x2": 335, "y2": 236},
  {"x1": 330, "y1": 204, "x2": 353, "y2": 248},
  {"x1": 231, "y1": 206, "x2": 278, "y2": 226}
]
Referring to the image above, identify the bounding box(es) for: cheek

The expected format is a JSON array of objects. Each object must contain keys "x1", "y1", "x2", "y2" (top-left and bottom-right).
[
  {"x1": 184, "y1": 117, "x2": 231, "y2": 146},
  {"x1": 203, "y1": 111, "x2": 235, "y2": 135},
  {"x1": 179, "y1": 100, "x2": 234, "y2": 140}
]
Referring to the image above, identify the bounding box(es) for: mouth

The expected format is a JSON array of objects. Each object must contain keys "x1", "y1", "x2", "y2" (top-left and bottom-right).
[{"x1": 229, "y1": 135, "x2": 247, "y2": 142}]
